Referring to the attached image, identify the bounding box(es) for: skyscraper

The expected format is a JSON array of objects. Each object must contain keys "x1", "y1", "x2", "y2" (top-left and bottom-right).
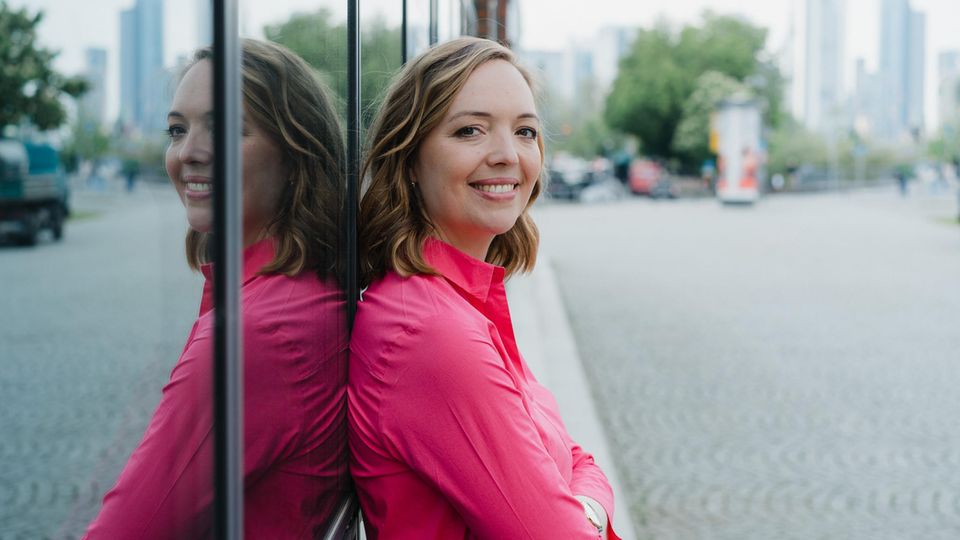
[
  {"x1": 803, "y1": 0, "x2": 845, "y2": 134},
  {"x1": 878, "y1": 0, "x2": 925, "y2": 140},
  {"x1": 939, "y1": 51, "x2": 960, "y2": 129},
  {"x1": 119, "y1": 0, "x2": 166, "y2": 135},
  {"x1": 80, "y1": 48, "x2": 108, "y2": 126}
]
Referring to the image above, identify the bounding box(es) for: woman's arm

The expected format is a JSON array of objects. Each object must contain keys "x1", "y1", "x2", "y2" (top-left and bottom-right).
[
  {"x1": 83, "y1": 324, "x2": 218, "y2": 539},
  {"x1": 528, "y1": 372, "x2": 619, "y2": 538},
  {"x1": 379, "y1": 317, "x2": 606, "y2": 539},
  {"x1": 84, "y1": 318, "x2": 303, "y2": 539}
]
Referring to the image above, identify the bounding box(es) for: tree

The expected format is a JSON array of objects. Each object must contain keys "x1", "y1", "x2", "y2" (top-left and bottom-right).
[
  {"x1": 672, "y1": 71, "x2": 747, "y2": 165},
  {"x1": 0, "y1": 2, "x2": 87, "y2": 131},
  {"x1": 61, "y1": 117, "x2": 111, "y2": 173},
  {"x1": 605, "y1": 12, "x2": 775, "y2": 166},
  {"x1": 264, "y1": 10, "x2": 401, "y2": 126}
]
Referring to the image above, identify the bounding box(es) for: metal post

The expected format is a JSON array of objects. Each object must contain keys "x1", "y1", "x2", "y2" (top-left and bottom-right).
[
  {"x1": 346, "y1": 0, "x2": 360, "y2": 327},
  {"x1": 211, "y1": 0, "x2": 243, "y2": 538},
  {"x1": 401, "y1": 0, "x2": 408, "y2": 64},
  {"x1": 429, "y1": 0, "x2": 439, "y2": 45}
]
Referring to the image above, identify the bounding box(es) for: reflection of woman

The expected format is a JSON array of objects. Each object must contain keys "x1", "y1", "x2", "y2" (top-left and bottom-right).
[
  {"x1": 85, "y1": 39, "x2": 348, "y2": 539},
  {"x1": 349, "y1": 37, "x2": 620, "y2": 539}
]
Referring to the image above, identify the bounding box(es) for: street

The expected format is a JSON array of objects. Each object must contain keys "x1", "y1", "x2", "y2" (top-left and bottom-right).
[
  {"x1": 534, "y1": 185, "x2": 960, "y2": 539},
  {"x1": 0, "y1": 182, "x2": 201, "y2": 539},
  {"x1": 2, "y1": 181, "x2": 959, "y2": 539}
]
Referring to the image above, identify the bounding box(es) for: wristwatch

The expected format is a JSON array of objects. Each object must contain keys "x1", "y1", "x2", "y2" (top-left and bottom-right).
[{"x1": 582, "y1": 501, "x2": 603, "y2": 535}]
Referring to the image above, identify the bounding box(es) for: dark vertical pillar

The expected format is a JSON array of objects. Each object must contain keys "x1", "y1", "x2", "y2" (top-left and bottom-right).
[
  {"x1": 211, "y1": 0, "x2": 244, "y2": 538},
  {"x1": 346, "y1": 0, "x2": 360, "y2": 327}
]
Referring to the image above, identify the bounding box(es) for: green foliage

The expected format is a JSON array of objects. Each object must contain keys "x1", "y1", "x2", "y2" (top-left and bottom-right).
[
  {"x1": 264, "y1": 10, "x2": 401, "y2": 127},
  {"x1": 765, "y1": 117, "x2": 827, "y2": 175},
  {"x1": 604, "y1": 22, "x2": 686, "y2": 158},
  {"x1": 0, "y1": 2, "x2": 88, "y2": 130},
  {"x1": 766, "y1": 119, "x2": 899, "y2": 181},
  {"x1": 60, "y1": 117, "x2": 111, "y2": 172},
  {"x1": 672, "y1": 71, "x2": 747, "y2": 164},
  {"x1": 928, "y1": 123, "x2": 960, "y2": 163},
  {"x1": 605, "y1": 11, "x2": 779, "y2": 167}
]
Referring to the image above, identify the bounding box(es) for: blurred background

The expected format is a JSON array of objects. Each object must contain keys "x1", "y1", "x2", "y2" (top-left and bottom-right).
[{"x1": 2, "y1": 0, "x2": 959, "y2": 539}]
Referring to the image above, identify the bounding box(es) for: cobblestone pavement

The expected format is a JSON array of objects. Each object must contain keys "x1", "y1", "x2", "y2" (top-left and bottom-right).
[
  {"x1": 534, "y1": 186, "x2": 960, "y2": 540},
  {"x1": 0, "y1": 184, "x2": 201, "y2": 539}
]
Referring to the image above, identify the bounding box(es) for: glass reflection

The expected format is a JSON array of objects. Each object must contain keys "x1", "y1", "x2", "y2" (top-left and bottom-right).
[
  {"x1": 1, "y1": 0, "x2": 204, "y2": 537},
  {"x1": 86, "y1": 37, "x2": 349, "y2": 538}
]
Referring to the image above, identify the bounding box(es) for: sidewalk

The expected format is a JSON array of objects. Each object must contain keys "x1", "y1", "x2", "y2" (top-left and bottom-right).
[{"x1": 508, "y1": 254, "x2": 638, "y2": 540}]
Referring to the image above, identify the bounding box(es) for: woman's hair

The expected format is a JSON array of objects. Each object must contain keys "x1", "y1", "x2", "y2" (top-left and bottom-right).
[
  {"x1": 183, "y1": 38, "x2": 345, "y2": 279},
  {"x1": 358, "y1": 36, "x2": 544, "y2": 286}
]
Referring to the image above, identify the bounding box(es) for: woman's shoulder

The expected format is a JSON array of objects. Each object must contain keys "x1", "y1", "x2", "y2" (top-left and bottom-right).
[
  {"x1": 243, "y1": 270, "x2": 347, "y2": 355},
  {"x1": 358, "y1": 271, "x2": 484, "y2": 332}
]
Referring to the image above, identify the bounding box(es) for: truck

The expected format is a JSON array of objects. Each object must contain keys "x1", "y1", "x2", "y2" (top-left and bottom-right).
[{"x1": 0, "y1": 139, "x2": 69, "y2": 246}]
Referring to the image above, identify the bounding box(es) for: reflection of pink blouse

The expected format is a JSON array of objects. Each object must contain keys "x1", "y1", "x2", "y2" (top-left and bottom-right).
[
  {"x1": 85, "y1": 239, "x2": 348, "y2": 539},
  {"x1": 349, "y1": 238, "x2": 620, "y2": 539}
]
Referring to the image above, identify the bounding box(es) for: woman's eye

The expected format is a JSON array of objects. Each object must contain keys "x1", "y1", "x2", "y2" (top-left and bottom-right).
[
  {"x1": 454, "y1": 126, "x2": 480, "y2": 138},
  {"x1": 166, "y1": 125, "x2": 186, "y2": 139},
  {"x1": 517, "y1": 127, "x2": 538, "y2": 139}
]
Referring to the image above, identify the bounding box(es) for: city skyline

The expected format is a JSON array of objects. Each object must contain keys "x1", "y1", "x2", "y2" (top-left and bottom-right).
[{"x1": 9, "y1": 0, "x2": 960, "y2": 135}]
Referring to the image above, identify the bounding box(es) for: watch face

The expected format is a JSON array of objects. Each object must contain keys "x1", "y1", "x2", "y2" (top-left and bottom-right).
[{"x1": 584, "y1": 504, "x2": 602, "y2": 530}]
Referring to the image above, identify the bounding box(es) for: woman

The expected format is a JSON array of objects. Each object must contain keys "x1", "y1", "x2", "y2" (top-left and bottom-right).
[
  {"x1": 85, "y1": 39, "x2": 349, "y2": 539},
  {"x1": 349, "y1": 37, "x2": 620, "y2": 539}
]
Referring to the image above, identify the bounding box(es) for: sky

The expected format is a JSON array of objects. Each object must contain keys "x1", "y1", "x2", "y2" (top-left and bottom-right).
[{"x1": 11, "y1": 0, "x2": 960, "y2": 131}]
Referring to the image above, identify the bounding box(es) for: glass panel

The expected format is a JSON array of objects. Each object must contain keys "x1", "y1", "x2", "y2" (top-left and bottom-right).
[
  {"x1": 360, "y1": 0, "x2": 404, "y2": 129},
  {"x1": 0, "y1": 0, "x2": 213, "y2": 537},
  {"x1": 244, "y1": 0, "x2": 353, "y2": 535},
  {"x1": 403, "y1": 0, "x2": 432, "y2": 60}
]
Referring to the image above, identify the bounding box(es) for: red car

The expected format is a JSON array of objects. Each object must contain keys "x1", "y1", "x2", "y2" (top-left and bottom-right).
[{"x1": 628, "y1": 159, "x2": 664, "y2": 195}]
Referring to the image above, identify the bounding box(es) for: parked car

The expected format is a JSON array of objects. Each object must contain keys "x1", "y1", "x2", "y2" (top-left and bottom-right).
[
  {"x1": 0, "y1": 140, "x2": 69, "y2": 245},
  {"x1": 628, "y1": 158, "x2": 666, "y2": 196},
  {"x1": 546, "y1": 153, "x2": 592, "y2": 200}
]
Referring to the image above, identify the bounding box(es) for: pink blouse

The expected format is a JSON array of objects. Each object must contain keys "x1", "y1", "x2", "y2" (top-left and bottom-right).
[
  {"x1": 85, "y1": 239, "x2": 349, "y2": 539},
  {"x1": 349, "y1": 238, "x2": 620, "y2": 539}
]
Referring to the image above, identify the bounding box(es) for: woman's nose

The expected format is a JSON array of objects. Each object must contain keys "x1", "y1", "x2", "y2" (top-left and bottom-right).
[
  {"x1": 486, "y1": 130, "x2": 520, "y2": 167},
  {"x1": 179, "y1": 128, "x2": 212, "y2": 164}
]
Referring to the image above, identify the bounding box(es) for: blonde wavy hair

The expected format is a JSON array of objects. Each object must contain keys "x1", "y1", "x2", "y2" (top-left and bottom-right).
[
  {"x1": 182, "y1": 39, "x2": 345, "y2": 279},
  {"x1": 358, "y1": 37, "x2": 544, "y2": 287}
]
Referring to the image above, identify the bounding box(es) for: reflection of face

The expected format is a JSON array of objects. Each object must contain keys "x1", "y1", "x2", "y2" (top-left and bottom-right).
[
  {"x1": 165, "y1": 59, "x2": 286, "y2": 246},
  {"x1": 413, "y1": 59, "x2": 541, "y2": 260}
]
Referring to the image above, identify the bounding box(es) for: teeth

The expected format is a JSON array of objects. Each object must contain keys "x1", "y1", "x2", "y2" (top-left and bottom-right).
[
  {"x1": 186, "y1": 182, "x2": 212, "y2": 192},
  {"x1": 474, "y1": 184, "x2": 516, "y2": 193}
]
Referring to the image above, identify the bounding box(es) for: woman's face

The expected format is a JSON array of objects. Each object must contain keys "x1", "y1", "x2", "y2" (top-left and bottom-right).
[
  {"x1": 412, "y1": 59, "x2": 541, "y2": 260},
  {"x1": 165, "y1": 59, "x2": 287, "y2": 246}
]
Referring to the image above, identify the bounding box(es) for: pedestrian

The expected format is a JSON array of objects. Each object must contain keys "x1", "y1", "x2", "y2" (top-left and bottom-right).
[
  {"x1": 349, "y1": 37, "x2": 620, "y2": 539},
  {"x1": 84, "y1": 38, "x2": 349, "y2": 539}
]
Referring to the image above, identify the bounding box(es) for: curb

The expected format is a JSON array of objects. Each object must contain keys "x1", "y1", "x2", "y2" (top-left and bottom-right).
[{"x1": 508, "y1": 255, "x2": 638, "y2": 540}]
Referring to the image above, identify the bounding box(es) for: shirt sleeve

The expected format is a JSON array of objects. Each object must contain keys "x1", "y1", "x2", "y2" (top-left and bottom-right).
[
  {"x1": 380, "y1": 316, "x2": 604, "y2": 540},
  {"x1": 84, "y1": 318, "x2": 302, "y2": 539},
  {"x1": 530, "y1": 378, "x2": 617, "y2": 530}
]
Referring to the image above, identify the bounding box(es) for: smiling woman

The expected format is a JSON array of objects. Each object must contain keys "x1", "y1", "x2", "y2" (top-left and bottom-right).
[
  {"x1": 84, "y1": 38, "x2": 349, "y2": 539},
  {"x1": 349, "y1": 36, "x2": 621, "y2": 539}
]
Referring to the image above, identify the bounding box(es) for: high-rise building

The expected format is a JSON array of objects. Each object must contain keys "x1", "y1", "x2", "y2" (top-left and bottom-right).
[
  {"x1": 119, "y1": 0, "x2": 166, "y2": 135},
  {"x1": 853, "y1": 58, "x2": 882, "y2": 136},
  {"x1": 939, "y1": 51, "x2": 960, "y2": 129},
  {"x1": 877, "y1": 0, "x2": 925, "y2": 140},
  {"x1": 803, "y1": 0, "x2": 845, "y2": 133},
  {"x1": 80, "y1": 48, "x2": 108, "y2": 126},
  {"x1": 591, "y1": 26, "x2": 637, "y2": 96}
]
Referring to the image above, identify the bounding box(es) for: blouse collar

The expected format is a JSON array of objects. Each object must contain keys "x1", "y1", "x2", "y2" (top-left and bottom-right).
[
  {"x1": 197, "y1": 238, "x2": 276, "y2": 316},
  {"x1": 422, "y1": 237, "x2": 506, "y2": 304},
  {"x1": 200, "y1": 237, "x2": 276, "y2": 284}
]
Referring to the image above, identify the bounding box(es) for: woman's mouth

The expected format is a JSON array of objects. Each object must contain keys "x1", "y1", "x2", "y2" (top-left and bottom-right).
[
  {"x1": 472, "y1": 183, "x2": 518, "y2": 193},
  {"x1": 183, "y1": 177, "x2": 213, "y2": 200},
  {"x1": 186, "y1": 182, "x2": 212, "y2": 192}
]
